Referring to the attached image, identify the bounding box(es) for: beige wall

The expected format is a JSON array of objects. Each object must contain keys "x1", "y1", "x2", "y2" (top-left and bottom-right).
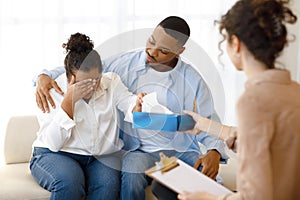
[{"x1": 278, "y1": 0, "x2": 300, "y2": 82}]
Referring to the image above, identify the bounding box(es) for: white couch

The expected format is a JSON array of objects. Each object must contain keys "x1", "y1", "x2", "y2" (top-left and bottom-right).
[
  {"x1": 0, "y1": 115, "x2": 236, "y2": 200},
  {"x1": 0, "y1": 115, "x2": 50, "y2": 200}
]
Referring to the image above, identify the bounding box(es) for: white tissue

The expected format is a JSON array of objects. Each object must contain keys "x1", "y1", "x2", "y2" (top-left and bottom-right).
[{"x1": 142, "y1": 92, "x2": 173, "y2": 114}]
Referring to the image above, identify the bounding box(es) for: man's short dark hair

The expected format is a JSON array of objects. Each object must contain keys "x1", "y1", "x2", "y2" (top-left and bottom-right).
[{"x1": 157, "y1": 16, "x2": 190, "y2": 46}]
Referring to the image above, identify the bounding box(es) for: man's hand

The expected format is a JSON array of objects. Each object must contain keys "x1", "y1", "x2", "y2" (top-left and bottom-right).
[
  {"x1": 194, "y1": 150, "x2": 221, "y2": 180},
  {"x1": 36, "y1": 74, "x2": 63, "y2": 113}
]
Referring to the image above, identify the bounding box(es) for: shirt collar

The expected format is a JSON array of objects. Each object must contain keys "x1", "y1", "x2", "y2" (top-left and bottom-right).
[
  {"x1": 138, "y1": 50, "x2": 183, "y2": 79},
  {"x1": 93, "y1": 74, "x2": 110, "y2": 99},
  {"x1": 136, "y1": 50, "x2": 147, "y2": 71},
  {"x1": 245, "y1": 69, "x2": 291, "y2": 88}
]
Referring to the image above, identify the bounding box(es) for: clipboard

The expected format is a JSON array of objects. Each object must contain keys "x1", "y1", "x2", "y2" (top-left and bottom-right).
[{"x1": 145, "y1": 153, "x2": 233, "y2": 195}]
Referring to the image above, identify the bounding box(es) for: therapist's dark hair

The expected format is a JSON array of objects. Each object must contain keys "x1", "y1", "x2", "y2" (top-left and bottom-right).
[
  {"x1": 158, "y1": 16, "x2": 190, "y2": 46},
  {"x1": 218, "y1": 0, "x2": 297, "y2": 69},
  {"x1": 63, "y1": 32, "x2": 102, "y2": 81}
]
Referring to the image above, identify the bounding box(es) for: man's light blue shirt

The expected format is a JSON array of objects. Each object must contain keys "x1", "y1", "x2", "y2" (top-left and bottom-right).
[{"x1": 36, "y1": 49, "x2": 228, "y2": 160}]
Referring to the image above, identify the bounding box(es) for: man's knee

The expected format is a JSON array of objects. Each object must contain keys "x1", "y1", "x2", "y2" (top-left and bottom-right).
[{"x1": 121, "y1": 171, "x2": 149, "y2": 188}]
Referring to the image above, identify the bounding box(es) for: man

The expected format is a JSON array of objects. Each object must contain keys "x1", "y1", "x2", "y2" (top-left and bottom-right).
[{"x1": 34, "y1": 16, "x2": 228, "y2": 200}]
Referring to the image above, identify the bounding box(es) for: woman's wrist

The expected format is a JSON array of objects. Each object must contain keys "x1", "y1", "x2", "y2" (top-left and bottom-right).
[{"x1": 205, "y1": 120, "x2": 223, "y2": 137}]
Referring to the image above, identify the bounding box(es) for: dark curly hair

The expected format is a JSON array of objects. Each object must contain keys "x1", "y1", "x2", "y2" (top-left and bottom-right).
[
  {"x1": 63, "y1": 32, "x2": 102, "y2": 81},
  {"x1": 218, "y1": 0, "x2": 297, "y2": 68}
]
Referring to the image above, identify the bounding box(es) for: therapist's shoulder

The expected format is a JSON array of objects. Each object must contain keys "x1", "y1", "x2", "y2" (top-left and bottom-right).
[{"x1": 236, "y1": 88, "x2": 263, "y2": 119}]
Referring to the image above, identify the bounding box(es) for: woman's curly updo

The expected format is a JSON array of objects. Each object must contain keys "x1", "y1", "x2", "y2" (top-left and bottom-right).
[
  {"x1": 63, "y1": 32, "x2": 102, "y2": 80},
  {"x1": 219, "y1": 0, "x2": 297, "y2": 68}
]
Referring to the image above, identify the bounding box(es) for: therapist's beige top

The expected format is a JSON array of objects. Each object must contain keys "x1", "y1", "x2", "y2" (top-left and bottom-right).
[{"x1": 222, "y1": 69, "x2": 300, "y2": 200}]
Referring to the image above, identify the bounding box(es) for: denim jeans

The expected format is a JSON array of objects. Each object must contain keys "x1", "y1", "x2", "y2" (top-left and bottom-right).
[
  {"x1": 120, "y1": 150, "x2": 201, "y2": 200},
  {"x1": 30, "y1": 147, "x2": 121, "y2": 200}
]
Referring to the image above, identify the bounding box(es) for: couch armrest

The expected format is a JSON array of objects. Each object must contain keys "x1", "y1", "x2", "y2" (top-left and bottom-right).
[{"x1": 4, "y1": 115, "x2": 39, "y2": 164}]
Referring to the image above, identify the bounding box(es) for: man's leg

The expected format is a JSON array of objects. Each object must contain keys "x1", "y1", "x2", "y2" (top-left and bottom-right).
[
  {"x1": 174, "y1": 151, "x2": 200, "y2": 166},
  {"x1": 121, "y1": 150, "x2": 157, "y2": 200},
  {"x1": 30, "y1": 148, "x2": 86, "y2": 200}
]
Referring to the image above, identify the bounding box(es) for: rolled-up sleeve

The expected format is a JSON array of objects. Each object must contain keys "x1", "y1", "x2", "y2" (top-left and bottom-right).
[{"x1": 32, "y1": 66, "x2": 65, "y2": 86}]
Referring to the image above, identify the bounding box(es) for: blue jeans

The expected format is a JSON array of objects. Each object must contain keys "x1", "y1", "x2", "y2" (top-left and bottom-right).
[
  {"x1": 120, "y1": 150, "x2": 201, "y2": 200},
  {"x1": 30, "y1": 147, "x2": 121, "y2": 200}
]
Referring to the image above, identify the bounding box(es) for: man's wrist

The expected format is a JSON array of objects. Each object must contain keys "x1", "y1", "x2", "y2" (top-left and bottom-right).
[
  {"x1": 209, "y1": 149, "x2": 221, "y2": 158},
  {"x1": 38, "y1": 69, "x2": 52, "y2": 79},
  {"x1": 38, "y1": 73, "x2": 50, "y2": 78}
]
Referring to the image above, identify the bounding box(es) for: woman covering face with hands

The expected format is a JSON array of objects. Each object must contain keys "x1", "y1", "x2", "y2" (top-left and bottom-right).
[{"x1": 30, "y1": 32, "x2": 144, "y2": 200}]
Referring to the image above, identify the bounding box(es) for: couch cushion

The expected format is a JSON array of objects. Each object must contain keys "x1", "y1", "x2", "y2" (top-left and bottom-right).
[
  {"x1": 4, "y1": 115, "x2": 39, "y2": 164},
  {"x1": 0, "y1": 163, "x2": 50, "y2": 200},
  {"x1": 219, "y1": 157, "x2": 237, "y2": 191},
  {"x1": 0, "y1": 162, "x2": 161, "y2": 200}
]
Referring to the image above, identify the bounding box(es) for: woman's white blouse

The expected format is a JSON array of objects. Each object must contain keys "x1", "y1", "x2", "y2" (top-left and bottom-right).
[{"x1": 33, "y1": 72, "x2": 137, "y2": 156}]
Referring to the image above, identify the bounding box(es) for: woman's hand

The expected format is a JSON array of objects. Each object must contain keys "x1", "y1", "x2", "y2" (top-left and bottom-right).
[
  {"x1": 132, "y1": 93, "x2": 147, "y2": 112},
  {"x1": 184, "y1": 110, "x2": 236, "y2": 142},
  {"x1": 61, "y1": 76, "x2": 96, "y2": 119},
  {"x1": 64, "y1": 76, "x2": 97, "y2": 103},
  {"x1": 183, "y1": 110, "x2": 211, "y2": 134},
  {"x1": 178, "y1": 191, "x2": 218, "y2": 200}
]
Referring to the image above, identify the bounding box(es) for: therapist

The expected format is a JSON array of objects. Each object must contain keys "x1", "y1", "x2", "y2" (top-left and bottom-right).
[{"x1": 176, "y1": 0, "x2": 300, "y2": 199}]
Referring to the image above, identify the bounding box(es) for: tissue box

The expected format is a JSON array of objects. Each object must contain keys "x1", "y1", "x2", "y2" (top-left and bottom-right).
[{"x1": 133, "y1": 112, "x2": 195, "y2": 131}]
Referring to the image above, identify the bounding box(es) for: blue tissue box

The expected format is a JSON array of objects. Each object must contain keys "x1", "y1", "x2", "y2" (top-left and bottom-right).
[{"x1": 133, "y1": 112, "x2": 195, "y2": 132}]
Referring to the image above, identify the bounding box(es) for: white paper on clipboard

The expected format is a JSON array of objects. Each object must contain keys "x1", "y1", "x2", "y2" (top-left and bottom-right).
[{"x1": 146, "y1": 159, "x2": 233, "y2": 195}]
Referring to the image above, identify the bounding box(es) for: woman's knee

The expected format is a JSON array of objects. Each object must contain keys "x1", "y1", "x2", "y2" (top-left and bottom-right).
[{"x1": 30, "y1": 152, "x2": 85, "y2": 192}]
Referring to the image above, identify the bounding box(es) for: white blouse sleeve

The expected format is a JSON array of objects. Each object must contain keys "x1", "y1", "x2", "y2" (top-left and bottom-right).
[
  {"x1": 110, "y1": 73, "x2": 137, "y2": 121},
  {"x1": 36, "y1": 90, "x2": 75, "y2": 152}
]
